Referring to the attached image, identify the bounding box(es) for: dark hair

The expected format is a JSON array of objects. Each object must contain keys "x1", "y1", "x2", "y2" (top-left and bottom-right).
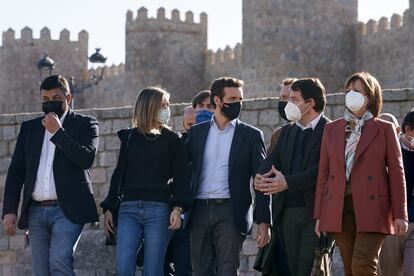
[
  {"x1": 290, "y1": 78, "x2": 326, "y2": 112},
  {"x1": 192, "y1": 90, "x2": 211, "y2": 109},
  {"x1": 210, "y1": 77, "x2": 244, "y2": 108},
  {"x1": 402, "y1": 111, "x2": 414, "y2": 134},
  {"x1": 40, "y1": 75, "x2": 70, "y2": 94},
  {"x1": 345, "y1": 72, "x2": 382, "y2": 117}
]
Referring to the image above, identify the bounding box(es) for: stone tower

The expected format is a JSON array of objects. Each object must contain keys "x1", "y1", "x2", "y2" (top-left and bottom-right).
[
  {"x1": 125, "y1": 7, "x2": 208, "y2": 103},
  {"x1": 354, "y1": 1, "x2": 414, "y2": 89},
  {"x1": 242, "y1": 0, "x2": 358, "y2": 94},
  {"x1": 0, "y1": 28, "x2": 89, "y2": 113}
]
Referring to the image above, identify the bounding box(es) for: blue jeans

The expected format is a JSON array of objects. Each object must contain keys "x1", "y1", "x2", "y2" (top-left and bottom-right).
[
  {"x1": 116, "y1": 200, "x2": 171, "y2": 276},
  {"x1": 28, "y1": 205, "x2": 83, "y2": 276}
]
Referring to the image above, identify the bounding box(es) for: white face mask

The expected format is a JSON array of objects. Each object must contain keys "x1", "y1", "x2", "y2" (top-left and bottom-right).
[
  {"x1": 158, "y1": 107, "x2": 171, "y2": 125},
  {"x1": 284, "y1": 101, "x2": 303, "y2": 122},
  {"x1": 345, "y1": 90, "x2": 365, "y2": 112},
  {"x1": 406, "y1": 134, "x2": 414, "y2": 148}
]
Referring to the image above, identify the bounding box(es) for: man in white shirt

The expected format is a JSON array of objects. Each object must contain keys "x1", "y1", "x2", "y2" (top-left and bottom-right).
[
  {"x1": 187, "y1": 77, "x2": 271, "y2": 275},
  {"x1": 2, "y1": 75, "x2": 99, "y2": 276}
]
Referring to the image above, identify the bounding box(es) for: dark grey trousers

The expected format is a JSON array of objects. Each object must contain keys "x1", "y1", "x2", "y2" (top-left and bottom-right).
[
  {"x1": 189, "y1": 203, "x2": 244, "y2": 276},
  {"x1": 281, "y1": 206, "x2": 319, "y2": 276}
]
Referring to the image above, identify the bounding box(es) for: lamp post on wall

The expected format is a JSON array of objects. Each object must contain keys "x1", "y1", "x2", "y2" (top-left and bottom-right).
[
  {"x1": 36, "y1": 54, "x2": 55, "y2": 83},
  {"x1": 36, "y1": 48, "x2": 107, "y2": 109}
]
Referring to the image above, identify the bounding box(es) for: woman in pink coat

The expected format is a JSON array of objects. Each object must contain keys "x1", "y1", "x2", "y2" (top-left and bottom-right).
[{"x1": 314, "y1": 72, "x2": 408, "y2": 276}]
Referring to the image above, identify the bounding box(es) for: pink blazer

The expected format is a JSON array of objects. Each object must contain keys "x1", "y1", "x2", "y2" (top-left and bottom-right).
[{"x1": 314, "y1": 118, "x2": 407, "y2": 234}]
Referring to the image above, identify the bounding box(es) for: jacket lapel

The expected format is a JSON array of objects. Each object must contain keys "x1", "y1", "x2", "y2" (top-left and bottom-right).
[
  {"x1": 28, "y1": 118, "x2": 46, "y2": 189},
  {"x1": 31, "y1": 119, "x2": 46, "y2": 166},
  {"x1": 54, "y1": 110, "x2": 75, "y2": 158},
  {"x1": 355, "y1": 118, "x2": 378, "y2": 161},
  {"x1": 335, "y1": 119, "x2": 347, "y2": 168},
  {"x1": 61, "y1": 109, "x2": 75, "y2": 133},
  {"x1": 228, "y1": 120, "x2": 247, "y2": 175},
  {"x1": 283, "y1": 124, "x2": 299, "y2": 174},
  {"x1": 195, "y1": 122, "x2": 211, "y2": 179},
  {"x1": 301, "y1": 116, "x2": 327, "y2": 168}
]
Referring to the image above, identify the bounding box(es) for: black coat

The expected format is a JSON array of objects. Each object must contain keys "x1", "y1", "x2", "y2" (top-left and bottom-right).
[
  {"x1": 258, "y1": 116, "x2": 329, "y2": 223},
  {"x1": 186, "y1": 119, "x2": 271, "y2": 234},
  {"x1": 2, "y1": 110, "x2": 99, "y2": 229}
]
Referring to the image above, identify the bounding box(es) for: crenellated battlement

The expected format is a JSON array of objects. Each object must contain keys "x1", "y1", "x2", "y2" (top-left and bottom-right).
[
  {"x1": 89, "y1": 63, "x2": 125, "y2": 79},
  {"x1": 206, "y1": 43, "x2": 242, "y2": 66},
  {"x1": 1, "y1": 27, "x2": 88, "y2": 46},
  {"x1": 357, "y1": 10, "x2": 408, "y2": 37},
  {"x1": 125, "y1": 7, "x2": 207, "y2": 34}
]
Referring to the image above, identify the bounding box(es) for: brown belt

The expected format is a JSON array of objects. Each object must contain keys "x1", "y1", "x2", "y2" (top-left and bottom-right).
[{"x1": 32, "y1": 200, "x2": 59, "y2": 207}]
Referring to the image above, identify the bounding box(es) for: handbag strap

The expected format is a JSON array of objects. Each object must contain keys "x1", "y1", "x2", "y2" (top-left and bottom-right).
[{"x1": 116, "y1": 128, "x2": 133, "y2": 199}]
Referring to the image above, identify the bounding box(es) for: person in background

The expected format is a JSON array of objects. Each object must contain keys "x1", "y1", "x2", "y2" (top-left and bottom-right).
[
  {"x1": 378, "y1": 111, "x2": 414, "y2": 276},
  {"x1": 192, "y1": 90, "x2": 214, "y2": 124},
  {"x1": 181, "y1": 105, "x2": 195, "y2": 140},
  {"x1": 378, "y1": 113, "x2": 401, "y2": 134},
  {"x1": 314, "y1": 72, "x2": 408, "y2": 276},
  {"x1": 255, "y1": 78, "x2": 329, "y2": 276},
  {"x1": 268, "y1": 78, "x2": 297, "y2": 153},
  {"x1": 101, "y1": 87, "x2": 191, "y2": 276}
]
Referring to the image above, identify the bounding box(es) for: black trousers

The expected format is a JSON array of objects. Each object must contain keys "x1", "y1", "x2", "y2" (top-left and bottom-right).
[{"x1": 189, "y1": 202, "x2": 244, "y2": 276}]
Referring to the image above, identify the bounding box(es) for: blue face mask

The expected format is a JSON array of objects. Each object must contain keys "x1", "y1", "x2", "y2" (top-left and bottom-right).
[{"x1": 195, "y1": 109, "x2": 213, "y2": 124}]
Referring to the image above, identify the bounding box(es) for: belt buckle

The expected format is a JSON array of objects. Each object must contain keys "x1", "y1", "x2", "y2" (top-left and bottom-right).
[{"x1": 216, "y1": 199, "x2": 224, "y2": 205}]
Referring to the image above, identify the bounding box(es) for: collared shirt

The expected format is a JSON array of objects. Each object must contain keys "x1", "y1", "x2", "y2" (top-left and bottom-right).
[
  {"x1": 196, "y1": 116, "x2": 236, "y2": 199},
  {"x1": 32, "y1": 110, "x2": 68, "y2": 201},
  {"x1": 296, "y1": 113, "x2": 323, "y2": 130}
]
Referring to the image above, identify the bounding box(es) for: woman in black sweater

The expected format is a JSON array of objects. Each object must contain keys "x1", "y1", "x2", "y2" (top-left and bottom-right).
[{"x1": 101, "y1": 87, "x2": 191, "y2": 276}]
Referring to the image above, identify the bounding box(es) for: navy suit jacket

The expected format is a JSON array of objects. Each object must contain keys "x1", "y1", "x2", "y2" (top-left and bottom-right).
[
  {"x1": 2, "y1": 110, "x2": 99, "y2": 229},
  {"x1": 186, "y1": 119, "x2": 271, "y2": 234}
]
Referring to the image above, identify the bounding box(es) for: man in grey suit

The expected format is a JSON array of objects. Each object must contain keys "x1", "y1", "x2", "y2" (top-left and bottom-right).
[{"x1": 186, "y1": 77, "x2": 271, "y2": 276}]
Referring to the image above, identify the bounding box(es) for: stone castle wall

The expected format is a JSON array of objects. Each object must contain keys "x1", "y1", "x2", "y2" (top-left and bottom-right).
[
  {"x1": 0, "y1": 28, "x2": 89, "y2": 114},
  {"x1": 240, "y1": 0, "x2": 358, "y2": 98},
  {"x1": 125, "y1": 7, "x2": 208, "y2": 104},
  {"x1": 0, "y1": 89, "x2": 413, "y2": 275},
  {"x1": 204, "y1": 43, "x2": 243, "y2": 88},
  {"x1": 356, "y1": 10, "x2": 414, "y2": 90},
  {"x1": 2, "y1": 2, "x2": 414, "y2": 114}
]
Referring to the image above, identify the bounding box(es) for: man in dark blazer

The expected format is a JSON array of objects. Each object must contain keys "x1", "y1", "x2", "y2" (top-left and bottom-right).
[
  {"x1": 255, "y1": 78, "x2": 329, "y2": 276},
  {"x1": 2, "y1": 75, "x2": 99, "y2": 276},
  {"x1": 186, "y1": 77, "x2": 271, "y2": 276}
]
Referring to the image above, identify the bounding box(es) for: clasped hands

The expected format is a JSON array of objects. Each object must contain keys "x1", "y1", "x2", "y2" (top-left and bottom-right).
[{"x1": 254, "y1": 165, "x2": 288, "y2": 195}]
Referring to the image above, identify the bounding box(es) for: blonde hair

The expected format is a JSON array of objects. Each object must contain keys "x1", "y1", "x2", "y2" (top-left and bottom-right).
[{"x1": 132, "y1": 87, "x2": 170, "y2": 135}]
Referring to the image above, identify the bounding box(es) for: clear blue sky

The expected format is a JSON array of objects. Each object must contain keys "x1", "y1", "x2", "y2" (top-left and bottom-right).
[{"x1": 0, "y1": 0, "x2": 409, "y2": 66}]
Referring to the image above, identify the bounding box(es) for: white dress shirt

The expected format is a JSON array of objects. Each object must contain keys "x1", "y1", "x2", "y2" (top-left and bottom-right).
[
  {"x1": 296, "y1": 113, "x2": 323, "y2": 130},
  {"x1": 32, "y1": 110, "x2": 68, "y2": 201},
  {"x1": 197, "y1": 116, "x2": 236, "y2": 199}
]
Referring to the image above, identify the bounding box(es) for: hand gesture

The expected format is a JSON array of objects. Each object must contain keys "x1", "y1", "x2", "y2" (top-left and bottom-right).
[
  {"x1": 42, "y1": 112, "x2": 61, "y2": 134},
  {"x1": 255, "y1": 166, "x2": 288, "y2": 195}
]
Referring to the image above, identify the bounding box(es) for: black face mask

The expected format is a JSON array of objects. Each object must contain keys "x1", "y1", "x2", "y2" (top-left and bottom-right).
[
  {"x1": 42, "y1": 101, "x2": 65, "y2": 118},
  {"x1": 277, "y1": 101, "x2": 290, "y2": 122},
  {"x1": 221, "y1": 101, "x2": 241, "y2": 121}
]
